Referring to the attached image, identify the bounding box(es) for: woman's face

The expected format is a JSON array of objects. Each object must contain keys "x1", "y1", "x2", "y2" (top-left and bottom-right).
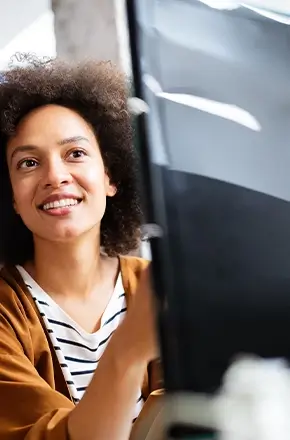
[{"x1": 6, "y1": 104, "x2": 116, "y2": 243}]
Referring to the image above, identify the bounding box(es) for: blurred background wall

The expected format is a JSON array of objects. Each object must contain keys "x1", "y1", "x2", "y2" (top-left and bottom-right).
[{"x1": 0, "y1": 0, "x2": 131, "y2": 72}]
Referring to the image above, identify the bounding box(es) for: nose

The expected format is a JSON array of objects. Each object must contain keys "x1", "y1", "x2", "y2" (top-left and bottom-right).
[{"x1": 42, "y1": 157, "x2": 73, "y2": 188}]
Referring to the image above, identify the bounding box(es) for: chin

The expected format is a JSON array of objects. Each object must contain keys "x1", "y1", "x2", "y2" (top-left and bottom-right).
[
  {"x1": 49, "y1": 224, "x2": 99, "y2": 243},
  {"x1": 31, "y1": 221, "x2": 100, "y2": 245}
]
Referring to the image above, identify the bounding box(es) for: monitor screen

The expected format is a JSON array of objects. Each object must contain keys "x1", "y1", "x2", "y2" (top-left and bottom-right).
[{"x1": 127, "y1": 0, "x2": 290, "y2": 394}]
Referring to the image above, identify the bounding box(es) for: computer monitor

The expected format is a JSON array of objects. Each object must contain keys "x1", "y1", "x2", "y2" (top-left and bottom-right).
[{"x1": 127, "y1": 0, "x2": 290, "y2": 395}]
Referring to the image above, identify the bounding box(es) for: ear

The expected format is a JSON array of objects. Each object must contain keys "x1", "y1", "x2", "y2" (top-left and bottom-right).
[
  {"x1": 107, "y1": 184, "x2": 117, "y2": 197},
  {"x1": 105, "y1": 174, "x2": 117, "y2": 197}
]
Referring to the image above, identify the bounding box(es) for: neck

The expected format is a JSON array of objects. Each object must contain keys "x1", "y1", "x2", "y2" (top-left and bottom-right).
[{"x1": 29, "y1": 230, "x2": 104, "y2": 298}]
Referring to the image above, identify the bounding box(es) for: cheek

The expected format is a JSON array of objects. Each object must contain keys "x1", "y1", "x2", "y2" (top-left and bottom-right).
[
  {"x1": 11, "y1": 180, "x2": 35, "y2": 215},
  {"x1": 81, "y1": 165, "x2": 107, "y2": 195}
]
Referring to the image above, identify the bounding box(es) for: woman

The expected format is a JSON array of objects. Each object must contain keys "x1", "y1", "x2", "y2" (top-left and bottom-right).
[{"x1": 0, "y1": 55, "x2": 160, "y2": 440}]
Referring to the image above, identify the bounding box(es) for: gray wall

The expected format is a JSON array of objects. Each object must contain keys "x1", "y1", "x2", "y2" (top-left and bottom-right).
[{"x1": 52, "y1": 0, "x2": 120, "y2": 64}]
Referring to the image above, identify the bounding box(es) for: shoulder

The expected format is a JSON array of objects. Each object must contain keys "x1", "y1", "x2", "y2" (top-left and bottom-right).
[
  {"x1": 120, "y1": 255, "x2": 149, "y2": 273},
  {"x1": 0, "y1": 265, "x2": 39, "y2": 333},
  {"x1": 0, "y1": 266, "x2": 50, "y2": 360},
  {"x1": 119, "y1": 255, "x2": 150, "y2": 295},
  {"x1": 0, "y1": 266, "x2": 24, "y2": 312},
  {"x1": 0, "y1": 267, "x2": 32, "y2": 353}
]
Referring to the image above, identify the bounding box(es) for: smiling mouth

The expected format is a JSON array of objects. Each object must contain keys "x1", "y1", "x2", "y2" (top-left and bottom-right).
[{"x1": 40, "y1": 198, "x2": 82, "y2": 211}]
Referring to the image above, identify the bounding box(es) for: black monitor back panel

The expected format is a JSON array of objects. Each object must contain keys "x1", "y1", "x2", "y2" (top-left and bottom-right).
[{"x1": 127, "y1": 0, "x2": 290, "y2": 394}]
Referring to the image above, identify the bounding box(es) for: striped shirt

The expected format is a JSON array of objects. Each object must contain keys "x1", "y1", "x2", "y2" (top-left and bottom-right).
[{"x1": 16, "y1": 266, "x2": 144, "y2": 421}]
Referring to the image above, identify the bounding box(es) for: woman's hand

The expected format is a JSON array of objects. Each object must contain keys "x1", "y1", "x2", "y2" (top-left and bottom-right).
[{"x1": 117, "y1": 266, "x2": 159, "y2": 366}]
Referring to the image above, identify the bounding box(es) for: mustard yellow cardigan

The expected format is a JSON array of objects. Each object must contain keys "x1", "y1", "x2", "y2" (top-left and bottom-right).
[{"x1": 0, "y1": 256, "x2": 162, "y2": 440}]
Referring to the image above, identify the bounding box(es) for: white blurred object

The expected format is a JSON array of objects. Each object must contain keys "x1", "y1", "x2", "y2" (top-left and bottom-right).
[
  {"x1": 197, "y1": 1, "x2": 239, "y2": 9},
  {"x1": 243, "y1": 5, "x2": 290, "y2": 24},
  {"x1": 157, "y1": 93, "x2": 261, "y2": 132},
  {"x1": 216, "y1": 357, "x2": 290, "y2": 440},
  {"x1": 245, "y1": 0, "x2": 290, "y2": 13},
  {"x1": 133, "y1": 356, "x2": 290, "y2": 440},
  {"x1": 198, "y1": 0, "x2": 290, "y2": 15},
  {"x1": 127, "y1": 97, "x2": 149, "y2": 115},
  {"x1": 140, "y1": 241, "x2": 152, "y2": 261},
  {"x1": 143, "y1": 74, "x2": 261, "y2": 132}
]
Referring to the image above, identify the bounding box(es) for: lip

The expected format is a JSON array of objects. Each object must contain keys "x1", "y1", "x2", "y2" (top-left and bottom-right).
[
  {"x1": 41, "y1": 205, "x2": 80, "y2": 217},
  {"x1": 38, "y1": 193, "x2": 83, "y2": 209}
]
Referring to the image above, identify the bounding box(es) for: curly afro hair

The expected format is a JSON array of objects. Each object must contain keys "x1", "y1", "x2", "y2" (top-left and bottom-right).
[{"x1": 0, "y1": 54, "x2": 142, "y2": 265}]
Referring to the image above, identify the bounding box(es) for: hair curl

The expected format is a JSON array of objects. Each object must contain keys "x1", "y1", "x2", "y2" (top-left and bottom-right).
[{"x1": 0, "y1": 53, "x2": 142, "y2": 265}]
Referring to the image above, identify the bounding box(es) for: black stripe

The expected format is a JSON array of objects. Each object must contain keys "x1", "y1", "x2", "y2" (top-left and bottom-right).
[
  {"x1": 98, "y1": 331, "x2": 114, "y2": 348},
  {"x1": 48, "y1": 329, "x2": 53, "y2": 333},
  {"x1": 57, "y1": 338, "x2": 99, "y2": 352},
  {"x1": 71, "y1": 369, "x2": 95, "y2": 376},
  {"x1": 38, "y1": 300, "x2": 49, "y2": 306},
  {"x1": 118, "y1": 292, "x2": 125, "y2": 299},
  {"x1": 103, "y1": 307, "x2": 127, "y2": 326},
  {"x1": 77, "y1": 386, "x2": 87, "y2": 392},
  {"x1": 40, "y1": 312, "x2": 45, "y2": 317},
  {"x1": 137, "y1": 394, "x2": 143, "y2": 403},
  {"x1": 64, "y1": 356, "x2": 100, "y2": 364},
  {"x1": 54, "y1": 346, "x2": 61, "y2": 351},
  {"x1": 60, "y1": 363, "x2": 68, "y2": 368},
  {"x1": 132, "y1": 418, "x2": 137, "y2": 423},
  {"x1": 73, "y1": 397, "x2": 80, "y2": 403},
  {"x1": 57, "y1": 331, "x2": 114, "y2": 352},
  {"x1": 66, "y1": 380, "x2": 75, "y2": 385},
  {"x1": 48, "y1": 318, "x2": 81, "y2": 335},
  {"x1": 26, "y1": 284, "x2": 32, "y2": 289}
]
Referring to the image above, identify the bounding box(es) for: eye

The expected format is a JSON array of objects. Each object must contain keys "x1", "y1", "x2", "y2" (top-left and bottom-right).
[
  {"x1": 17, "y1": 159, "x2": 39, "y2": 169},
  {"x1": 68, "y1": 149, "x2": 87, "y2": 160}
]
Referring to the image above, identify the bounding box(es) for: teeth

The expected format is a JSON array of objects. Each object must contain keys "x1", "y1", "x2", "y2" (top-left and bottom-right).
[{"x1": 43, "y1": 198, "x2": 79, "y2": 211}]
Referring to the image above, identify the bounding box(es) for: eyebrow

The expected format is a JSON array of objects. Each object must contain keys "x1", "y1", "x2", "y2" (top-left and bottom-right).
[
  {"x1": 57, "y1": 136, "x2": 90, "y2": 146},
  {"x1": 10, "y1": 136, "x2": 90, "y2": 162},
  {"x1": 10, "y1": 145, "x2": 38, "y2": 162}
]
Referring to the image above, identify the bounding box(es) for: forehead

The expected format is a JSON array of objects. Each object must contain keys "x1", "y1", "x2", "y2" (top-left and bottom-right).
[{"x1": 7, "y1": 104, "x2": 96, "y2": 151}]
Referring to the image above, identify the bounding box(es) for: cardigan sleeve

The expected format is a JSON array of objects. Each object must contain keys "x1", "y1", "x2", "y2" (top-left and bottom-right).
[
  {"x1": 0, "y1": 353, "x2": 73, "y2": 440},
  {"x1": 0, "y1": 295, "x2": 74, "y2": 440}
]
